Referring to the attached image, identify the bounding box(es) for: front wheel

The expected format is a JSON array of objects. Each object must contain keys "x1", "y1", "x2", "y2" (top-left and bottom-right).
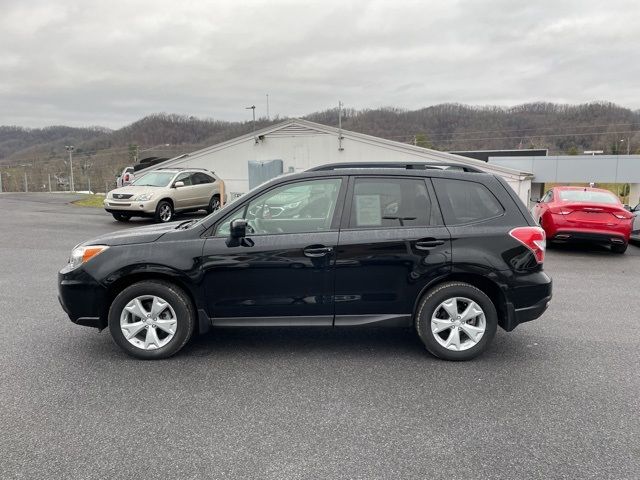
[
  {"x1": 415, "y1": 282, "x2": 498, "y2": 361},
  {"x1": 108, "y1": 280, "x2": 195, "y2": 359},
  {"x1": 154, "y1": 200, "x2": 174, "y2": 223}
]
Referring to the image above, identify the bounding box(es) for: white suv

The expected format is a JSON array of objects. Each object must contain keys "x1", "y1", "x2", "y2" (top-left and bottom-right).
[{"x1": 105, "y1": 169, "x2": 225, "y2": 223}]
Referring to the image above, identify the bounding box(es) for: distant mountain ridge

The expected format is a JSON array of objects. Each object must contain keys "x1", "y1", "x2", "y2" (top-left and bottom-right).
[{"x1": 2, "y1": 102, "x2": 640, "y2": 165}]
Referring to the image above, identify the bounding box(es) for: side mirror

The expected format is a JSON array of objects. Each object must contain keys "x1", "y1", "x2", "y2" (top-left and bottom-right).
[
  {"x1": 230, "y1": 218, "x2": 247, "y2": 238},
  {"x1": 226, "y1": 219, "x2": 252, "y2": 247},
  {"x1": 174, "y1": 181, "x2": 185, "y2": 188}
]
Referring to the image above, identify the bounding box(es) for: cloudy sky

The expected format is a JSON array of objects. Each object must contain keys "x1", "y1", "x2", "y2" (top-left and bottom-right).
[{"x1": 2, "y1": 0, "x2": 639, "y2": 128}]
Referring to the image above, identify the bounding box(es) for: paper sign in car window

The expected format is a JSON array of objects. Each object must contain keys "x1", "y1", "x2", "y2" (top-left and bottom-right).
[{"x1": 356, "y1": 195, "x2": 382, "y2": 226}]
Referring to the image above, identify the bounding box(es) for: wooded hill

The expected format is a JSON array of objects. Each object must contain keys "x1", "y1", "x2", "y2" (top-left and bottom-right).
[{"x1": 1, "y1": 102, "x2": 639, "y2": 192}]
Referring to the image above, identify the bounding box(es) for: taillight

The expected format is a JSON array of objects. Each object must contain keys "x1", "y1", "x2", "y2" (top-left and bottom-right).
[
  {"x1": 549, "y1": 207, "x2": 571, "y2": 215},
  {"x1": 509, "y1": 226, "x2": 546, "y2": 263},
  {"x1": 613, "y1": 212, "x2": 632, "y2": 220}
]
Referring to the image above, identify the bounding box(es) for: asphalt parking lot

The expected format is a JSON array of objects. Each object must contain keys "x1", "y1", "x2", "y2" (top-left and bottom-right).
[{"x1": 1, "y1": 192, "x2": 639, "y2": 480}]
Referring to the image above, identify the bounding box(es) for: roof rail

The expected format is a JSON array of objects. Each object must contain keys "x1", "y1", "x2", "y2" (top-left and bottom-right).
[
  {"x1": 307, "y1": 162, "x2": 484, "y2": 173},
  {"x1": 156, "y1": 167, "x2": 213, "y2": 173}
]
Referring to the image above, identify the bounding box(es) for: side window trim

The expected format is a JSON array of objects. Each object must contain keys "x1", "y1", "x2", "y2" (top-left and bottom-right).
[
  {"x1": 340, "y1": 175, "x2": 442, "y2": 231},
  {"x1": 212, "y1": 176, "x2": 347, "y2": 237}
]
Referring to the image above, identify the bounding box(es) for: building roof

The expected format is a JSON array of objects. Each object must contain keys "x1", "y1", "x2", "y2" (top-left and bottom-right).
[
  {"x1": 488, "y1": 154, "x2": 640, "y2": 183},
  {"x1": 142, "y1": 118, "x2": 532, "y2": 179}
]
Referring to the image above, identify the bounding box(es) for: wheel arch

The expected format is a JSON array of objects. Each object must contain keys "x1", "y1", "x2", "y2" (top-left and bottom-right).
[
  {"x1": 103, "y1": 268, "x2": 208, "y2": 334},
  {"x1": 157, "y1": 197, "x2": 174, "y2": 208},
  {"x1": 414, "y1": 273, "x2": 509, "y2": 330}
]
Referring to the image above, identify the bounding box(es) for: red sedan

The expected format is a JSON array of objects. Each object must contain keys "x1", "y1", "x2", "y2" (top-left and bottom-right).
[{"x1": 533, "y1": 186, "x2": 634, "y2": 253}]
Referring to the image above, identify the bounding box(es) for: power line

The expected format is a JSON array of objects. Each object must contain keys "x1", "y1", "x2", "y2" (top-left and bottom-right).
[{"x1": 391, "y1": 122, "x2": 640, "y2": 139}]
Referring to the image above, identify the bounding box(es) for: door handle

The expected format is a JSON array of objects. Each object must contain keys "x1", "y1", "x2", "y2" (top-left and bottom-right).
[
  {"x1": 415, "y1": 239, "x2": 445, "y2": 250},
  {"x1": 304, "y1": 245, "x2": 334, "y2": 258}
]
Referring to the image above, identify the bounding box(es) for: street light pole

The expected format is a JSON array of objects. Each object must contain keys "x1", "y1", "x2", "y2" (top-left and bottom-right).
[
  {"x1": 65, "y1": 145, "x2": 75, "y2": 191},
  {"x1": 246, "y1": 105, "x2": 256, "y2": 141}
]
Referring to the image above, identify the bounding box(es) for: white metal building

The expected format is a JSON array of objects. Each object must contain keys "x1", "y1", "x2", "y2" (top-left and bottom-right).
[{"x1": 141, "y1": 119, "x2": 533, "y2": 202}]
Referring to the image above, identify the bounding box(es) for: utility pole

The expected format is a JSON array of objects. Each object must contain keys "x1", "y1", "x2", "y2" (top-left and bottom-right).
[
  {"x1": 266, "y1": 94, "x2": 270, "y2": 120},
  {"x1": 65, "y1": 145, "x2": 75, "y2": 192},
  {"x1": 0, "y1": 170, "x2": 3, "y2": 193},
  {"x1": 246, "y1": 105, "x2": 256, "y2": 142},
  {"x1": 48, "y1": 174, "x2": 52, "y2": 192},
  {"x1": 24, "y1": 169, "x2": 28, "y2": 192},
  {"x1": 338, "y1": 101, "x2": 344, "y2": 151}
]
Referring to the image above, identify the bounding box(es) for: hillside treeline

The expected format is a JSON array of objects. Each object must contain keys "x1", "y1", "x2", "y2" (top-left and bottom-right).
[{"x1": 1, "y1": 103, "x2": 638, "y2": 192}]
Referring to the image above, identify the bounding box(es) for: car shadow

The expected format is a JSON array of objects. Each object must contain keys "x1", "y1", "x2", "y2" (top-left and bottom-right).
[
  {"x1": 112, "y1": 211, "x2": 209, "y2": 227},
  {"x1": 548, "y1": 241, "x2": 618, "y2": 256},
  {"x1": 182, "y1": 327, "x2": 428, "y2": 359}
]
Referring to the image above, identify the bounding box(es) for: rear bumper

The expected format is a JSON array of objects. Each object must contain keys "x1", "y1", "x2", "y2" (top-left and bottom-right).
[
  {"x1": 544, "y1": 214, "x2": 631, "y2": 243},
  {"x1": 550, "y1": 230, "x2": 627, "y2": 245},
  {"x1": 58, "y1": 269, "x2": 108, "y2": 329},
  {"x1": 502, "y1": 272, "x2": 552, "y2": 331}
]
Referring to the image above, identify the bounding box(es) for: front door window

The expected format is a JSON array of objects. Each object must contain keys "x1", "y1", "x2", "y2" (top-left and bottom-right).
[{"x1": 216, "y1": 178, "x2": 342, "y2": 236}]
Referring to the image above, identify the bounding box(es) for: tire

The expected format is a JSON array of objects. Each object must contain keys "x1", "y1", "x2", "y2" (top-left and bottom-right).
[
  {"x1": 206, "y1": 195, "x2": 221, "y2": 214},
  {"x1": 154, "y1": 200, "x2": 174, "y2": 223},
  {"x1": 415, "y1": 281, "x2": 498, "y2": 361},
  {"x1": 112, "y1": 213, "x2": 131, "y2": 222},
  {"x1": 108, "y1": 280, "x2": 195, "y2": 360},
  {"x1": 611, "y1": 243, "x2": 627, "y2": 254}
]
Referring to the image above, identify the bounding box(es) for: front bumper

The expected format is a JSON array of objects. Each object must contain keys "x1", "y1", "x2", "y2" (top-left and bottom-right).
[
  {"x1": 58, "y1": 268, "x2": 108, "y2": 329},
  {"x1": 104, "y1": 198, "x2": 157, "y2": 214}
]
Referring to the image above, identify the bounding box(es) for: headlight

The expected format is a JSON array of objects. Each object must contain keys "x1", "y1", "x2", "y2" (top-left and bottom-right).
[
  {"x1": 64, "y1": 245, "x2": 109, "y2": 272},
  {"x1": 135, "y1": 193, "x2": 153, "y2": 201}
]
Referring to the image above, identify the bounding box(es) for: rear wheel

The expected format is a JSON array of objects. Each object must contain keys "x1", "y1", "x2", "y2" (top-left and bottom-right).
[
  {"x1": 611, "y1": 243, "x2": 627, "y2": 254},
  {"x1": 112, "y1": 213, "x2": 131, "y2": 222},
  {"x1": 415, "y1": 282, "x2": 498, "y2": 361},
  {"x1": 108, "y1": 280, "x2": 195, "y2": 360},
  {"x1": 154, "y1": 200, "x2": 174, "y2": 223}
]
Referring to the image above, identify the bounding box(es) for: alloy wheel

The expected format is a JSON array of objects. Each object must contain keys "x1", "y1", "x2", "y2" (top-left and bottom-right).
[
  {"x1": 120, "y1": 295, "x2": 178, "y2": 350},
  {"x1": 159, "y1": 204, "x2": 172, "y2": 222},
  {"x1": 430, "y1": 297, "x2": 486, "y2": 351}
]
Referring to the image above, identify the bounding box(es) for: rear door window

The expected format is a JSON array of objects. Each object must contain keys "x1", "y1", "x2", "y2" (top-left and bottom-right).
[
  {"x1": 193, "y1": 173, "x2": 213, "y2": 185},
  {"x1": 432, "y1": 178, "x2": 504, "y2": 225},
  {"x1": 348, "y1": 177, "x2": 437, "y2": 228}
]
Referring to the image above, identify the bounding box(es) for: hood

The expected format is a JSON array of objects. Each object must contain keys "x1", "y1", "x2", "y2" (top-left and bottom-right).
[
  {"x1": 108, "y1": 185, "x2": 161, "y2": 198},
  {"x1": 83, "y1": 222, "x2": 181, "y2": 247}
]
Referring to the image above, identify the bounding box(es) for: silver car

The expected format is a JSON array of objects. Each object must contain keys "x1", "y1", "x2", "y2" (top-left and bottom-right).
[{"x1": 105, "y1": 168, "x2": 225, "y2": 223}]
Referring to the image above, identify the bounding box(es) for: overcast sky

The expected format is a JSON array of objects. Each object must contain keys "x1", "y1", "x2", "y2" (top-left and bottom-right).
[{"x1": 2, "y1": 0, "x2": 639, "y2": 128}]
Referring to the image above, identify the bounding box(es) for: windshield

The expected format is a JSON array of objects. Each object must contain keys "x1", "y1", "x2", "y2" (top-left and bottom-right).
[
  {"x1": 132, "y1": 172, "x2": 175, "y2": 187},
  {"x1": 558, "y1": 189, "x2": 620, "y2": 205}
]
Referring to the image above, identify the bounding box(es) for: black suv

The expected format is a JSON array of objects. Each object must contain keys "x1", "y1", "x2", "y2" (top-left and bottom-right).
[{"x1": 58, "y1": 163, "x2": 552, "y2": 361}]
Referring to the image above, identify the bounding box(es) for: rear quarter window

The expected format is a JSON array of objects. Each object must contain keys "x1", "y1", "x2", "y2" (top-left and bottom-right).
[{"x1": 432, "y1": 178, "x2": 504, "y2": 225}]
